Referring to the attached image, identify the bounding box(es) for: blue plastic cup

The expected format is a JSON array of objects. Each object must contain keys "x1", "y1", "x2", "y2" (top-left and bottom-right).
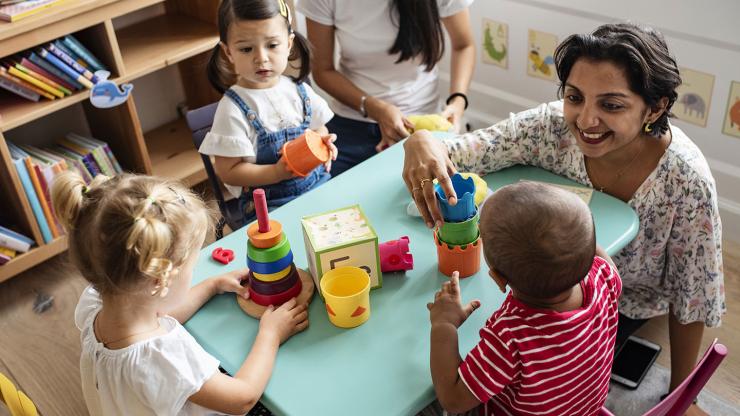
[{"x1": 435, "y1": 173, "x2": 476, "y2": 222}]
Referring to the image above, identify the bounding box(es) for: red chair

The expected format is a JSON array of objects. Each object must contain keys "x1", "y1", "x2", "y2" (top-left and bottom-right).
[{"x1": 599, "y1": 338, "x2": 727, "y2": 416}]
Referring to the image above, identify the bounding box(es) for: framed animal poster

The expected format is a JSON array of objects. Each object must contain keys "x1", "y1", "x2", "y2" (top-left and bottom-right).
[
  {"x1": 482, "y1": 18, "x2": 508, "y2": 68},
  {"x1": 674, "y1": 67, "x2": 714, "y2": 127},
  {"x1": 722, "y1": 81, "x2": 740, "y2": 138},
  {"x1": 527, "y1": 29, "x2": 558, "y2": 82}
]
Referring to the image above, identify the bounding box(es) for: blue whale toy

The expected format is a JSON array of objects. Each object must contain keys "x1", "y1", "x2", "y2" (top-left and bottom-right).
[{"x1": 89, "y1": 70, "x2": 133, "y2": 108}]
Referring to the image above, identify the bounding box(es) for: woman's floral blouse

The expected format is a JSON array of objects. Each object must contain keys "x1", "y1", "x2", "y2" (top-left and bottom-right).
[{"x1": 444, "y1": 101, "x2": 725, "y2": 326}]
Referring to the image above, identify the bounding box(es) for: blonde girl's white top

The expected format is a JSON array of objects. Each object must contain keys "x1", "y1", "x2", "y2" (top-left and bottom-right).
[
  {"x1": 75, "y1": 286, "x2": 227, "y2": 416},
  {"x1": 198, "y1": 76, "x2": 334, "y2": 198},
  {"x1": 296, "y1": 0, "x2": 475, "y2": 121}
]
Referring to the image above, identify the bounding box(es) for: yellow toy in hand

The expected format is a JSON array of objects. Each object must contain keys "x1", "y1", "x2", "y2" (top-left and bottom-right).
[{"x1": 407, "y1": 114, "x2": 453, "y2": 133}]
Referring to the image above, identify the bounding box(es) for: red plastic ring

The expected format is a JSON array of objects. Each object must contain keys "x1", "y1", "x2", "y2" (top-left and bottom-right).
[{"x1": 248, "y1": 278, "x2": 302, "y2": 306}]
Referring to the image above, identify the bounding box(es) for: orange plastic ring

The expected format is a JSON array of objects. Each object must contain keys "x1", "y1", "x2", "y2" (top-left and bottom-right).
[{"x1": 247, "y1": 220, "x2": 283, "y2": 249}]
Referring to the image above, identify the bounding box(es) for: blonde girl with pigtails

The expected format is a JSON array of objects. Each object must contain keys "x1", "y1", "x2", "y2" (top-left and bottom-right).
[{"x1": 52, "y1": 171, "x2": 308, "y2": 416}]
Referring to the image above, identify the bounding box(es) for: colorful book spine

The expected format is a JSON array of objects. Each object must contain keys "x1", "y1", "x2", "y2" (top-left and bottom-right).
[
  {"x1": 0, "y1": 74, "x2": 40, "y2": 101},
  {"x1": 14, "y1": 63, "x2": 71, "y2": 95},
  {"x1": 25, "y1": 158, "x2": 59, "y2": 238},
  {"x1": 62, "y1": 35, "x2": 106, "y2": 73},
  {"x1": 0, "y1": 247, "x2": 16, "y2": 259},
  {"x1": 66, "y1": 133, "x2": 114, "y2": 176},
  {"x1": 20, "y1": 57, "x2": 75, "y2": 91},
  {"x1": 37, "y1": 48, "x2": 93, "y2": 89},
  {"x1": 71, "y1": 134, "x2": 123, "y2": 174},
  {"x1": 52, "y1": 40, "x2": 88, "y2": 69},
  {"x1": 7, "y1": 65, "x2": 63, "y2": 98},
  {"x1": 8, "y1": 147, "x2": 52, "y2": 244},
  {"x1": 56, "y1": 140, "x2": 100, "y2": 176},
  {"x1": 46, "y1": 148, "x2": 92, "y2": 184},
  {"x1": 0, "y1": 0, "x2": 60, "y2": 22},
  {"x1": 0, "y1": 225, "x2": 36, "y2": 253},
  {"x1": 0, "y1": 226, "x2": 33, "y2": 252},
  {"x1": 27, "y1": 51, "x2": 82, "y2": 90},
  {"x1": 0, "y1": 67, "x2": 54, "y2": 100},
  {"x1": 0, "y1": 253, "x2": 10, "y2": 265},
  {"x1": 47, "y1": 43, "x2": 98, "y2": 84}
]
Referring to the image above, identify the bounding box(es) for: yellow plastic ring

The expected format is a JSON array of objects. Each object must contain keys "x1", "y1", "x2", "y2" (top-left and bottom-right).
[{"x1": 252, "y1": 265, "x2": 293, "y2": 282}]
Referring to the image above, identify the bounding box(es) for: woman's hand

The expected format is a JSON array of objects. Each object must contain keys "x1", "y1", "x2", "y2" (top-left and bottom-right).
[
  {"x1": 210, "y1": 268, "x2": 250, "y2": 300},
  {"x1": 259, "y1": 298, "x2": 309, "y2": 344},
  {"x1": 440, "y1": 97, "x2": 466, "y2": 133},
  {"x1": 366, "y1": 96, "x2": 414, "y2": 152},
  {"x1": 321, "y1": 133, "x2": 338, "y2": 173},
  {"x1": 402, "y1": 131, "x2": 458, "y2": 228}
]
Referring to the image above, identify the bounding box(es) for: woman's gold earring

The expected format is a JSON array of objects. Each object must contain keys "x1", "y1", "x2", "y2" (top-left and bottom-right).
[{"x1": 644, "y1": 122, "x2": 653, "y2": 133}]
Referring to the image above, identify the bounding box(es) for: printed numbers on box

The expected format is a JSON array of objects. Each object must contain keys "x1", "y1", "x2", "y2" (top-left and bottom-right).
[{"x1": 329, "y1": 255, "x2": 371, "y2": 275}]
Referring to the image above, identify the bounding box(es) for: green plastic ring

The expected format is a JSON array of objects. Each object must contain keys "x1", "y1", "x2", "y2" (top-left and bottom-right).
[{"x1": 247, "y1": 234, "x2": 291, "y2": 263}]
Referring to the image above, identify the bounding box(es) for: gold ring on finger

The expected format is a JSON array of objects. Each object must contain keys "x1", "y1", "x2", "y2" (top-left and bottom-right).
[{"x1": 419, "y1": 178, "x2": 432, "y2": 189}]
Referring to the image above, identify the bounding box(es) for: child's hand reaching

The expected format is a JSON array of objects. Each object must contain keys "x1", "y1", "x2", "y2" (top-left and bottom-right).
[
  {"x1": 321, "y1": 133, "x2": 338, "y2": 173},
  {"x1": 210, "y1": 268, "x2": 250, "y2": 300},
  {"x1": 259, "y1": 298, "x2": 309, "y2": 344},
  {"x1": 427, "y1": 271, "x2": 481, "y2": 329}
]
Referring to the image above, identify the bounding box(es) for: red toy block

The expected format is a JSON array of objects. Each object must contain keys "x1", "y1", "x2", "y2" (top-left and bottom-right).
[{"x1": 212, "y1": 247, "x2": 234, "y2": 264}]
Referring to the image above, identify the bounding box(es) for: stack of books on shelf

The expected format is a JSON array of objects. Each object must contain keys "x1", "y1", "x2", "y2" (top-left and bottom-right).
[
  {"x1": 0, "y1": 0, "x2": 66, "y2": 23},
  {"x1": 7, "y1": 133, "x2": 122, "y2": 245},
  {"x1": 0, "y1": 34, "x2": 107, "y2": 102},
  {"x1": 0, "y1": 225, "x2": 34, "y2": 265}
]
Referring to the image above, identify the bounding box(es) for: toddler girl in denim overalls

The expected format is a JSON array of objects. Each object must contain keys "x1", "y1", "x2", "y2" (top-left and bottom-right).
[{"x1": 199, "y1": 0, "x2": 337, "y2": 225}]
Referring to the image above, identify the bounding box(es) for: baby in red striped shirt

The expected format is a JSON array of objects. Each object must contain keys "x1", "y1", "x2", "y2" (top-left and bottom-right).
[{"x1": 427, "y1": 181, "x2": 622, "y2": 416}]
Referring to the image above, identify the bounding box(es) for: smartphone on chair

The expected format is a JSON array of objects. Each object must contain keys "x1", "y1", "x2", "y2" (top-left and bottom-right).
[{"x1": 610, "y1": 335, "x2": 662, "y2": 389}]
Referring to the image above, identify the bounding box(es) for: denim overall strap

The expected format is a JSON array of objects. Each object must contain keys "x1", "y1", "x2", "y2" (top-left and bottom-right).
[
  {"x1": 224, "y1": 88, "x2": 267, "y2": 136},
  {"x1": 296, "y1": 82, "x2": 312, "y2": 130}
]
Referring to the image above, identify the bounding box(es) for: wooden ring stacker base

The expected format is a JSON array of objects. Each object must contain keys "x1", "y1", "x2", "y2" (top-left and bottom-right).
[
  {"x1": 247, "y1": 220, "x2": 283, "y2": 249},
  {"x1": 237, "y1": 268, "x2": 315, "y2": 319}
]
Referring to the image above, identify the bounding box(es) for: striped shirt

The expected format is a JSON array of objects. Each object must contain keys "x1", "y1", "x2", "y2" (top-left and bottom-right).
[{"x1": 459, "y1": 256, "x2": 622, "y2": 416}]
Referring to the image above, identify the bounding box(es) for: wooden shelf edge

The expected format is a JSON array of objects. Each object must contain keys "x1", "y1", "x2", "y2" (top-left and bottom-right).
[
  {"x1": 0, "y1": 236, "x2": 68, "y2": 283},
  {"x1": 0, "y1": 0, "x2": 165, "y2": 48}
]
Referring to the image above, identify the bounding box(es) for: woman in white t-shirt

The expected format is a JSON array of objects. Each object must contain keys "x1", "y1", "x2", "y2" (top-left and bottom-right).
[
  {"x1": 297, "y1": 0, "x2": 475, "y2": 176},
  {"x1": 200, "y1": 0, "x2": 338, "y2": 224}
]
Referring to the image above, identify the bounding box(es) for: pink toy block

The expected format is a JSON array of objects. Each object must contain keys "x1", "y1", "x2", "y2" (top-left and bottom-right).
[{"x1": 379, "y1": 236, "x2": 414, "y2": 272}]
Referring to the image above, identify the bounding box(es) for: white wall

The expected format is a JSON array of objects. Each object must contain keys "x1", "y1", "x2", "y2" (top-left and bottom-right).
[{"x1": 437, "y1": 0, "x2": 740, "y2": 241}]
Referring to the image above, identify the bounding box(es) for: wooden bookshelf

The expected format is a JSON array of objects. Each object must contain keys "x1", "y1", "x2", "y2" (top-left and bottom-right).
[
  {"x1": 0, "y1": 0, "x2": 221, "y2": 281},
  {"x1": 146, "y1": 117, "x2": 206, "y2": 186},
  {"x1": 0, "y1": 236, "x2": 68, "y2": 284}
]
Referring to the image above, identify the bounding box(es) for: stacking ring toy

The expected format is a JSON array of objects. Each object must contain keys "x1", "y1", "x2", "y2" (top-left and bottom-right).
[
  {"x1": 248, "y1": 250, "x2": 293, "y2": 274},
  {"x1": 247, "y1": 220, "x2": 283, "y2": 248},
  {"x1": 249, "y1": 266, "x2": 299, "y2": 295},
  {"x1": 253, "y1": 265, "x2": 293, "y2": 282},
  {"x1": 247, "y1": 234, "x2": 291, "y2": 263},
  {"x1": 248, "y1": 278, "x2": 302, "y2": 306}
]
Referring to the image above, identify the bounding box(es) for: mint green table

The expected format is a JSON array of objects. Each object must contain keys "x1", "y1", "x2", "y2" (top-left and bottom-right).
[{"x1": 185, "y1": 142, "x2": 639, "y2": 416}]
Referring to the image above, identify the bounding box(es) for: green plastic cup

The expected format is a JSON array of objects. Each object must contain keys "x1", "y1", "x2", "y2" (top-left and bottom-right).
[{"x1": 438, "y1": 210, "x2": 479, "y2": 245}]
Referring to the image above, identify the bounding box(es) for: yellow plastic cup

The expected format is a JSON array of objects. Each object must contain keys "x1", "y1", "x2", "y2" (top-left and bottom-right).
[{"x1": 320, "y1": 266, "x2": 371, "y2": 328}]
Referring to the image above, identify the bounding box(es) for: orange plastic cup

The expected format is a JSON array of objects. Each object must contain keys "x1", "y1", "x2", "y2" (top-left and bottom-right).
[
  {"x1": 281, "y1": 129, "x2": 330, "y2": 177},
  {"x1": 434, "y1": 231, "x2": 481, "y2": 278}
]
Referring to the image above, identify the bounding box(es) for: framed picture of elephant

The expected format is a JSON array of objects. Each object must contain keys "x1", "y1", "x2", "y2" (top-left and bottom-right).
[
  {"x1": 722, "y1": 81, "x2": 740, "y2": 139},
  {"x1": 675, "y1": 67, "x2": 715, "y2": 127}
]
